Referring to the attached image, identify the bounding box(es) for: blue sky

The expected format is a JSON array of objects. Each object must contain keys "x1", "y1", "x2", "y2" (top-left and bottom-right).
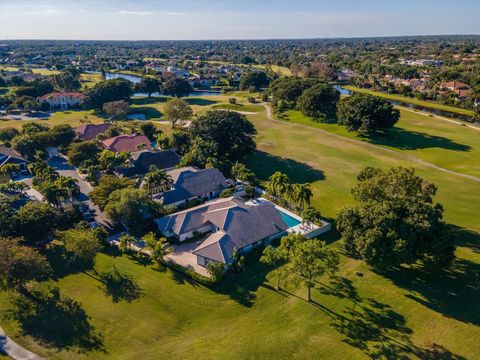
[{"x1": 1, "y1": 0, "x2": 479, "y2": 40}]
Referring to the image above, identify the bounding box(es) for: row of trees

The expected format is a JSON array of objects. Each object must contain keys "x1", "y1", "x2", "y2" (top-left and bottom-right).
[{"x1": 270, "y1": 77, "x2": 400, "y2": 136}]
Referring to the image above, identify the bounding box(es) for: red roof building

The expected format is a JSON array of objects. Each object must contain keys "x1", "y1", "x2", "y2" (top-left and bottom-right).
[
  {"x1": 101, "y1": 134, "x2": 153, "y2": 153},
  {"x1": 73, "y1": 123, "x2": 111, "y2": 141}
]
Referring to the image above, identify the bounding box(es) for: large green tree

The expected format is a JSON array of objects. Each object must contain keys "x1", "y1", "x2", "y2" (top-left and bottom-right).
[
  {"x1": 134, "y1": 77, "x2": 161, "y2": 97},
  {"x1": 336, "y1": 93, "x2": 400, "y2": 136},
  {"x1": 239, "y1": 71, "x2": 270, "y2": 90},
  {"x1": 84, "y1": 78, "x2": 133, "y2": 109},
  {"x1": 161, "y1": 78, "x2": 192, "y2": 98},
  {"x1": 67, "y1": 141, "x2": 101, "y2": 167},
  {"x1": 104, "y1": 188, "x2": 158, "y2": 234},
  {"x1": 90, "y1": 175, "x2": 135, "y2": 209},
  {"x1": 188, "y1": 110, "x2": 256, "y2": 161},
  {"x1": 337, "y1": 167, "x2": 455, "y2": 270},
  {"x1": 57, "y1": 226, "x2": 102, "y2": 266},
  {"x1": 297, "y1": 83, "x2": 340, "y2": 119},
  {"x1": 0, "y1": 237, "x2": 51, "y2": 294},
  {"x1": 163, "y1": 98, "x2": 193, "y2": 128}
]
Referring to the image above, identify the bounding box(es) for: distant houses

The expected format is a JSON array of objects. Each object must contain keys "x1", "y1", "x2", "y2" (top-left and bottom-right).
[
  {"x1": 156, "y1": 196, "x2": 290, "y2": 267},
  {"x1": 73, "y1": 123, "x2": 111, "y2": 141},
  {"x1": 440, "y1": 81, "x2": 472, "y2": 98},
  {"x1": 38, "y1": 92, "x2": 85, "y2": 110},
  {"x1": 101, "y1": 134, "x2": 153, "y2": 153}
]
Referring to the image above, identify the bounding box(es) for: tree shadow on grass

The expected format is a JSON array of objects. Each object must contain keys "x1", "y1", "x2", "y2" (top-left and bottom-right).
[
  {"x1": 132, "y1": 96, "x2": 167, "y2": 105},
  {"x1": 130, "y1": 106, "x2": 162, "y2": 119},
  {"x1": 213, "y1": 248, "x2": 268, "y2": 307},
  {"x1": 44, "y1": 246, "x2": 96, "y2": 280},
  {"x1": 7, "y1": 288, "x2": 104, "y2": 353},
  {"x1": 369, "y1": 128, "x2": 471, "y2": 151},
  {"x1": 98, "y1": 267, "x2": 143, "y2": 303},
  {"x1": 187, "y1": 98, "x2": 218, "y2": 106},
  {"x1": 245, "y1": 150, "x2": 325, "y2": 184},
  {"x1": 451, "y1": 225, "x2": 480, "y2": 254},
  {"x1": 313, "y1": 276, "x2": 466, "y2": 359},
  {"x1": 380, "y1": 258, "x2": 480, "y2": 326}
]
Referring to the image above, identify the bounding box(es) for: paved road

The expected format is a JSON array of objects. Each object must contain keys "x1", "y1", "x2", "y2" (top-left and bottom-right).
[
  {"x1": 47, "y1": 156, "x2": 113, "y2": 228},
  {"x1": 0, "y1": 326, "x2": 43, "y2": 360},
  {"x1": 261, "y1": 103, "x2": 480, "y2": 183}
]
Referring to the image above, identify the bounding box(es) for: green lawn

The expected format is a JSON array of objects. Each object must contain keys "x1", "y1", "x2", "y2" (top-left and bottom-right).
[
  {"x1": 0, "y1": 96, "x2": 479, "y2": 359},
  {"x1": 0, "y1": 110, "x2": 105, "y2": 130},
  {"x1": 343, "y1": 85, "x2": 475, "y2": 117},
  {"x1": 211, "y1": 103, "x2": 264, "y2": 112},
  {"x1": 276, "y1": 109, "x2": 480, "y2": 178}
]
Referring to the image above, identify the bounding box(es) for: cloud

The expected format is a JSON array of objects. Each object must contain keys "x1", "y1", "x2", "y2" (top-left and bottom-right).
[
  {"x1": 118, "y1": 10, "x2": 153, "y2": 16},
  {"x1": 43, "y1": 8, "x2": 65, "y2": 14},
  {"x1": 166, "y1": 12, "x2": 186, "y2": 16}
]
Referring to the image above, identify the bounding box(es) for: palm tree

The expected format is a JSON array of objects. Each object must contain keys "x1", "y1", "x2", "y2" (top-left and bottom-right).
[
  {"x1": 266, "y1": 171, "x2": 290, "y2": 200},
  {"x1": 56, "y1": 176, "x2": 80, "y2": 201},
  {"x1": 149, "y1": 237, "x2": 172, "y2": 265},
  {"x1": 302, "y1": 207, "x2": 321, "y2": 229},
  {"x1": 119, "y1": 234, "x2": 136, "y2": 253},
  {"x1": 0, "y1": 164, "x2": 21, "y2": 183},
  {"x1": 290, "y1": 183, "x2": 313, "y2": 211},
  {"x1": 141, "y1": 169, "x2": 173, "y2": 196}
]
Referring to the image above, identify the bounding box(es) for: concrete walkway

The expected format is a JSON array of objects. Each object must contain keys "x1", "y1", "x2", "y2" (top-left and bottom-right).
[
  {"x1": 261, "y1": 103, "x2": 480, "y2": 183},
  {"x1": 0, "y1": 326, "x2": 44, "y2": 360}
]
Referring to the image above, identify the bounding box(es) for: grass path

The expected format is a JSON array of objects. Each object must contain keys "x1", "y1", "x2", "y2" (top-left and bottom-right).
[{"x1": 262, "y1": 104, "x2": 480, "y2": 183}]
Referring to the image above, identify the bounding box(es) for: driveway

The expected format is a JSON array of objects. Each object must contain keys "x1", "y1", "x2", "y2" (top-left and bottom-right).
[
  {"x1": 165, "y1": 241, "x2": 209, "y2": 277},
  {"x1": 47, "y1": 156, "x2": 113, "y2": 228}
]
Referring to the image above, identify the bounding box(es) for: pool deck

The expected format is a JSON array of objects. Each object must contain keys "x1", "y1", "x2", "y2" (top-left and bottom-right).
[{"x1": 245, "y1": 197, "x2": 331, "y2": 238}]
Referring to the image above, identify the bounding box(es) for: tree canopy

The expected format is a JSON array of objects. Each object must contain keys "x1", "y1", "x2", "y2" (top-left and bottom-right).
[
  {"x1": 336, "y1": 167, "x2": 455, "y2": 271},
  {"x1": 163, "y1": 98, "x2": 193, "y2": 128},
  {"x1": 239, "y1": 71, "x2": 270, "y2": 91},
  {"x1": 90, "y1": 175, "x2": 135, "y2": 209},
  {"x1": 84, "y1": 78, "x2": 133, "y2": 109},
  {"x1": 161, "y1": 78, "x2": 192, "y2": 98},
  {"x1": 134, "y1": 77, "x2": 161, "y2": 97},
  {"x1": 336, "y1": 93, "x2": 400, "y2": 136},
  {"x1": 188, "y1": 110, "x2": 256, "y2": 161},
  {"x1": 297, "y1": 83, "x2": 340, "y2": 119}
]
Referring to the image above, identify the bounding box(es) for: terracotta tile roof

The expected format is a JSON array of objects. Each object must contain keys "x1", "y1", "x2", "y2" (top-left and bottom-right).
[
  {"x1": 441, "y1": 81, "x2": 471, "y2": 90},
  {"x1": 73, "y1": 123, "x2": 111, "y2": 141},
  {"x1": 101, "y1": 134, "x2": 153, "y2": 153}
]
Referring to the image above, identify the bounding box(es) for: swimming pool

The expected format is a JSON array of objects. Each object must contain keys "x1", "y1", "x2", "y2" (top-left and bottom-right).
[{"x1": 278, "y1": 209, "x2": 301, "y2": 228}]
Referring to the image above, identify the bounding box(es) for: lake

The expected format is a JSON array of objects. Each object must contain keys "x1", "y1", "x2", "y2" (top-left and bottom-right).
[{"x1": 332, "y1": 84, "x2": 474, "y2": 122}]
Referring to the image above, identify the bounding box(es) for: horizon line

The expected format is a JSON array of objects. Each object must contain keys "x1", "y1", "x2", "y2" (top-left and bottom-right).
[{"x1": 1, "y1": 34, "x2": 480, "y2": 42}]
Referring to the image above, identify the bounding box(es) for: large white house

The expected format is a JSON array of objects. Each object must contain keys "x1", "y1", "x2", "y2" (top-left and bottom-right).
[{"x1": 38, "y1": 92, "x2": 85, "y2": 110}]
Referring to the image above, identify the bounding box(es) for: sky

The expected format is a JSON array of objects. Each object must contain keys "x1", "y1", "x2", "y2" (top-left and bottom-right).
[{"x1": 0, "y1": 0, "x2": 479, "y2": 40}]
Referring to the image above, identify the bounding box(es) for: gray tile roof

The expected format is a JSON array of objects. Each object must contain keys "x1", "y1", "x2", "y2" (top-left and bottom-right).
[
  {"x1": 162, "y1": 167, "x2": 227, "y2": 205},
  {"x1": 117, "y1": 149, "x2": 180, "y2": 177},
  {"x1": 0, "y1": 146, "x2": 27, "y2": 167},
  {"x1": 157, "y1": 197, "x2": 289, "y2": 262}
]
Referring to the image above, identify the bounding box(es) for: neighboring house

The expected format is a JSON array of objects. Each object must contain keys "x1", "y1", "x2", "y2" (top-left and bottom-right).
[
  {"x1": 336, "y1": 69, "x2": 356, "y2": 82},
  {"x1": 440, "y1": 81, "x2": 472, "y2": 98},
  {"x1": 116, "y1": 149, "x2": 180, "y2": 178},
  {"x1": 73, "y1": 123, "x2": 111, "y2": 141},
  {"x1": 188, "y1": 76, "x2": 219, "y2": 87},
  {"x1": 38, "y1": 92, "x2": 85, "y2": 110},
  {"x1": 0, "y1": 146, "x2": 28, "y2": 171},
  {"x1": 101, "y1": 134, "x2": 153, "y2": 153},
  {"x1": 156, "y1": 196, "x2": 289, "y2": 267},
  {"x1": 162, "y1": 166, "x2": 228, "y2": 207},
  {"x1": 166, "y1": 66, "x2": 190, "y2": 79}
]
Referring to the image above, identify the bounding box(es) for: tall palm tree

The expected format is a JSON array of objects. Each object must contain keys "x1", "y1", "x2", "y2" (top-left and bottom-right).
[
  {"x1": 141, "y1": 169, "x2": 173, "y2": 196},
  {"x1": 290, "y1": 183, "x2": 313, "y2": 211},
  {"x1": 55, "y1": 176, "x2": 80, "y2": 201},
  {"x1": 267, "y1": 171, "x2": 290, "y2": 200}
]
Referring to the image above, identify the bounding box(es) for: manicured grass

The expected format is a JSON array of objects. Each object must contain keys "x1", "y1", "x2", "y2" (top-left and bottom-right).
[
  {"x1": 211, "y1": 103, "x2": 264, "y2": 112},
  {"x1": 275, "y1": 109, "x2": 480, "y2": 178},
  {"x1": 203, "y1": 60, "x2": 292, "y2": 76},
  {"x1": 0, "y1": 95, "x2": 479, "y2": 359},
  {"x1": 0, "y1": 110, "x2": 105, "y2": 130},
  {"x1": 343, "y1": 85, "x2": 475, "y2": 117}
]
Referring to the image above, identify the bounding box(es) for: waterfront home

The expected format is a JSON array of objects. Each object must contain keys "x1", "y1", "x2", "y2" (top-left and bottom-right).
[{"x1": 38, "y1": 92, "x2": 85, "y2": 110}]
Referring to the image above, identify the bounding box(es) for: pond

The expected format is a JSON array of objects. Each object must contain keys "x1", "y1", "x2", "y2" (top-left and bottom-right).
[
  {"x1": 104, "y1": 72, "x2": 222, "y2": 97},
  {"x1": 332, "y1": 84, "x2": 474, "y2": 122}
]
